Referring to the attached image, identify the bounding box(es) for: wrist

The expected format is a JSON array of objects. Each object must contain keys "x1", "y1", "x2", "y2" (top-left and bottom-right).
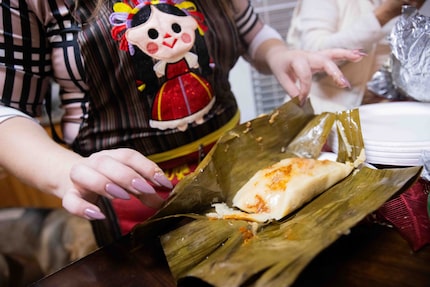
[
  {"x1": 249, "y1": 24, "x2": 283, "y2": 59},
  {"x1": 263, "y1": 41, "x2": 287, "y2": 66}
]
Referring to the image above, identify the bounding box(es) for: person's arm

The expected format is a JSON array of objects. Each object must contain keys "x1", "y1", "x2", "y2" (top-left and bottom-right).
[
  {"x1": 290, "y1": 0, "x2": 426, "y2": 52},
  {"x1": 0, "y1": 2, "x2": 172, "y2": 220},
  {"x1": 291, "y1": 0, "x2": 384, "y2": 51},
  {"x1": 0, "y1": 116, "x2": 82, "y2": 206},
  {"x1": 374, "y1": 0, "x2": 426, "y2": 26},
  {"x1": 232, "y1": 0, "x2": 363, "y2": 102},
  {"x1": 0, "y1": 116, "x2": 172, "y2": 219}
]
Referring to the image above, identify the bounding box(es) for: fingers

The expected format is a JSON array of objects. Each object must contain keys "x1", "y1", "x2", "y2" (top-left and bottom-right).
[
  {"x1": 268, "y1": 50, "x2": 311, "y2": 102},
  {"x1": 90, "y1": 148, "x2": 169, "y2": 183},
  {"x1": 287, "y1": 59, "x2": 313, "y2": 102},
  {"x1": 313, "y1": 49, "x2": 363, "y2": 89},
  {"x1": 275, "y1": 64, "x2": 304, "y2": 101},
  {"x1": 66, "y1": 148, "x2": 172, "y2": 219},
  {"x1": 318, "y1": 48, "x2": 366, "y2": 63},
  {"x1": 305, "y1": 49, "x2": 363, "y2": 90},
  {"x1": 273, "y1": 48, "x2": 363, "y2": 104},
  {"x1": 136, "y1": 191, "x2": 165, "y2": 209},
  {"x1": 311, "y1": 56, "x2": 352, "y2": 90},
  {"x1": 277, "y1": 74, "x2": 301, "y2": 102},
  {"x1": 101, "y1": 148, "x2": 172, "y2": 188},
  {"x1": 62, "y1": 188, "x2": 106, "y2": 220}
]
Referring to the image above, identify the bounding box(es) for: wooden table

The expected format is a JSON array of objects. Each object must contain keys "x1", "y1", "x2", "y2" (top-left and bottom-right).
[
  {"x1": 31, "y1": 222, "x2": 430, "y2": 287},
  {"x1": 292, "y1": 223, "x2": 430, "y2": 287}
]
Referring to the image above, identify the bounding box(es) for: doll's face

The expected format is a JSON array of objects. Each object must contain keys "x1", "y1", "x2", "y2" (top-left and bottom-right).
[{"x1": 126, "y1": 6, "x2": 198, "y2": 61}]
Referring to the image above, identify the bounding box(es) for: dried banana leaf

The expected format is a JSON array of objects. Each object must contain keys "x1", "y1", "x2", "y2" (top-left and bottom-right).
[
  {"x1": 335, "y1": 108, "x2": 364, "y2": 163},
  {"x1": 160, "y1": 166, "x2": 421, "y2": 287},
  {"x1": 132, "y1": 98, "x2": 422, "y2": 287},
  {"x1": 152, "y1": 98, "x2": 316, "y2": 217},
  {"x1": 286, "y1": 111, "x2": 335, "y2": 159}
]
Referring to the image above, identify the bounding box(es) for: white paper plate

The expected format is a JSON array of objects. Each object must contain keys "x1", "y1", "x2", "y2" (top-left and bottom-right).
[
  {"x1": 365, "y1": 140, "x2": 430, "y2": 148},
  {"x1": 365, "y1": 155, "x2": 422, "y2": 166},
  {"x1": 359, "y1": 102, "x2": 430, "y2": 143},
  {"x1": 365, "y1": 149, "x2": 425, "y2": 159},
  {"x1": 329, "y1": 102, "x2": 430, "y2": 166},
  {"x1": 364, "y1": 142, "x2": 430, "y2": 152}
]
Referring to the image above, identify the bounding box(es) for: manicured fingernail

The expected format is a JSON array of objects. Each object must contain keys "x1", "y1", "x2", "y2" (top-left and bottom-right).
[
  {"x1": 154, "y1": 172, "x2": 173, "y2": 189},
  {"x1": 353, "y1": 49, "x2": 367, "y2": 56},
  {"x1": 299, "y1": 95, "x2": 307, "y2": 106},
  {"x1": 84, "y1": 208, "x2": 106, "y2": 220},
  {"x1": 339, "y1": 76, "x2": 351, "y2": 89},
  {"x1": 131, "y1": 178, "x2": 156, "y2": 194},
  {"x1": 105, "y1": 183, "x2": 130, "y2": 200}
]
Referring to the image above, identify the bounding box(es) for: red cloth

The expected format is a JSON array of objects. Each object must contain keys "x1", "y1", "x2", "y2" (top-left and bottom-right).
[
  {"x1": 377, "y1": 178, "x2": 430, "y2": 251},
  {"x1": 112, "y1": 161, "x2": 198, "y2": 235}
]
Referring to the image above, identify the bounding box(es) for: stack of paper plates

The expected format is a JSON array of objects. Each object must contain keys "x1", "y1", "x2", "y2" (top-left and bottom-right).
[{"x1": 331, "y1": 102, "x2": 430, "y2": 166}]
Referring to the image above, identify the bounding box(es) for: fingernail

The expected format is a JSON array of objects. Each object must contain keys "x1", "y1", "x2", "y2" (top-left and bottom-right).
[
  {"x1": 299, "y1": 95, "x2": 307, "y2": 106},
  {"x1": 353, "y1": 49, "x2": 367, "y2": 56},
  {"x1": 339, "y1": 76, "x2": 351, "y2": 89},
  {"x1": 153, "y1": 172, "x2": 173, "y2": 189},
  {"x1": 105, "y1": 183, "x2": 130, "y2": 200},
  {"x1": 132, "y1": 178, "x2": 156, "y2": 194},
  {"x1": 84, "y1": 208, "x2": 106, "y2": 220}
]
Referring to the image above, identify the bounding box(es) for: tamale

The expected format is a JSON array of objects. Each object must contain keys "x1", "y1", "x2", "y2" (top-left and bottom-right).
[{"x1": 208, "y1": 157, "x2": 355, "y2": 222}]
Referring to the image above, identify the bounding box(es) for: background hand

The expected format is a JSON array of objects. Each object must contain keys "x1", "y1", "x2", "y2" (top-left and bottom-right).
[{"x1": 266, "y1": 46, "x2": 365, "y2": 103}]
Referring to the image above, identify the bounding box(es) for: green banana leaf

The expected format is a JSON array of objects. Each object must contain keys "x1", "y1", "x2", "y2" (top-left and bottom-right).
[{"x1": 132, "y1": 98, "x2": 422, "y2": 287}]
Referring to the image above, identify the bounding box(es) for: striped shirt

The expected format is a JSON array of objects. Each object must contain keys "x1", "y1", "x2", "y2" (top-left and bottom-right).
[{"x1": 0, "y1": 0, "x2": 262, "y2": 164}]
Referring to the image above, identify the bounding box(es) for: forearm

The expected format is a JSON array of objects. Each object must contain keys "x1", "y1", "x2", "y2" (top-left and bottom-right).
[
  {"x1": 374, "y1": 3, "x2": 403, "y2": 26},
  {"x1": 292, "y1": 1, "x2": 384, "y2": 51},
  {"x1": 0, "y1": 117, "x2": 81, "y2": 199},
  {"x1": 231, "y1": 0, "x2": 286, "y2": 73},
  {"x1": 251, "y1": 37, "x2": 286, "y2": 74},
  {"x1": 373, "y1": 0, "x2": 425, "y2": 26},
  {"x1": 303, "y1": 15, "x2": 384, "y2": 51}
]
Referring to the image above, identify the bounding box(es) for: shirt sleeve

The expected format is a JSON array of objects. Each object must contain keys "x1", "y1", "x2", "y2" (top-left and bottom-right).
[
  {"x1": 0, "y1": 0, "x2": 53, "y2": 117},
  {"x1": 288, "y1": 0, "x2": 386, "y2": 51},
  {"x1": 232, "y1": 0, "x2": 265, "y2": 47},
  {"x1": 0, "y1": 0, "x2": 87, "y2": 125},
  {"x1": 0, "y1": 105, "x2": 37, "y2": 124}
]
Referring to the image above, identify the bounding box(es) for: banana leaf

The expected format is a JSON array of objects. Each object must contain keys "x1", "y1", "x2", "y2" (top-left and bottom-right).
[
  {"x1": 150, "y1": 98, "x2": 327, "y2": 217},
  {"x1": 335, "y1": 108, "x2": 365, "y2": 163},
  {"x1": 132, "y1": 98, "x2": 422, "y2": 287}
]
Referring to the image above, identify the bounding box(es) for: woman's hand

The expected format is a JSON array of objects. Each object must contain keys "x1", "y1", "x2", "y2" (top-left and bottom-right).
[
  {"x1": 255, "y1": 39, "x2": 365, "y2": 104},
  {"x1": 63, "y1": 148, "x2": 173, "y2": 220},
  {"x1": 1, "y1": 118, "x2": 172, "y2": 221}
]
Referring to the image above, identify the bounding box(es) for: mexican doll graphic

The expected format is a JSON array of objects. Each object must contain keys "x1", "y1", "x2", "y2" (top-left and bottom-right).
[{"x1": 110, "y1": 0, "x2": 214, "y2": 131}]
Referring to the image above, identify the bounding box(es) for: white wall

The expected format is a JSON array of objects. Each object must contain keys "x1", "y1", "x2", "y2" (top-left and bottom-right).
[{"x1": 229, "y1": 57, "x2": 256, "y2": 123}]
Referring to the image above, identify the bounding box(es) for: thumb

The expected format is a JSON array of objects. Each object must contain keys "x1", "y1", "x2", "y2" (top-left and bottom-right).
[{"x1": 62, "y1": 189, "x2": 106, "y2": 220}]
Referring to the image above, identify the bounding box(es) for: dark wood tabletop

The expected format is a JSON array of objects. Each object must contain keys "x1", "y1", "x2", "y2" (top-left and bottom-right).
[
  {"x1": 292, "y1": 223, "x2": 430, "y2": 287},
  {"x1": 31, "y1": 222, "x2": 430, "y2": 287}
]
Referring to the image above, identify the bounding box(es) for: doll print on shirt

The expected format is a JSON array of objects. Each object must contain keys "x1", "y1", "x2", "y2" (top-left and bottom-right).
[{"x1": 110, "y1": 0, "x2": 214, "y2": 131}]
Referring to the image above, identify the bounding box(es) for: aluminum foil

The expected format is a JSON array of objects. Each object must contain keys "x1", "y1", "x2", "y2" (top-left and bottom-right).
[
  {"x1": 367, "y1": 59, "x2": 401, "y2": 100},
  {"x1": 421, "y1": 150, "x2": 430, "y2": 181},
  {"x1": 389, "y1": 5, "x2": 430, "y2": 102}
]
